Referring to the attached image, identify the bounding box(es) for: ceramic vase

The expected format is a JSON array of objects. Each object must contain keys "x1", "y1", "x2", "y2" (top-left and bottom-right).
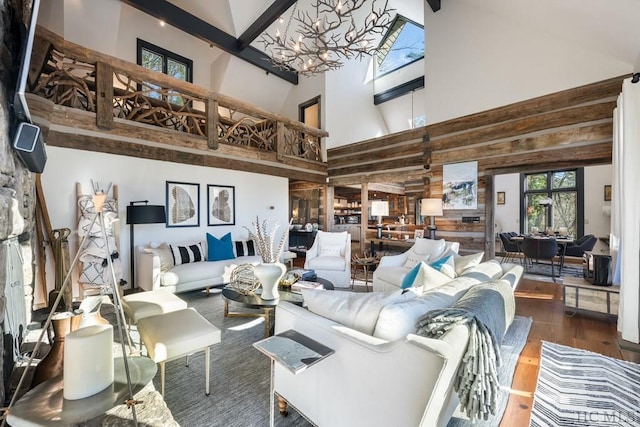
[
  {"x1": 31, "y1": 311, "x2": 82, "y2": 389},
  {"x1": 254, "y1": 262, "x2": 286, "y2": 300}
]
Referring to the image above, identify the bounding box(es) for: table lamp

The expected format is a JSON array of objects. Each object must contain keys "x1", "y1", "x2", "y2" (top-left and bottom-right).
[
  {"x1": 421, "y1": 198, "x2": 443, "y2": 240},
  {"x1": 370, "y1": 200, "x2": 389, "y2": 239}
]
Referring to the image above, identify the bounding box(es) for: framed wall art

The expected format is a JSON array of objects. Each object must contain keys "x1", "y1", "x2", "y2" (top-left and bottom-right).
[
  {"x1": 207, "y1": 184, "x2": 235, "y2": 226},
  {"x1": 166, "y1": 181, "x2": 200, "y2": 227},
  {"x1": 413, "y1": 229, "x2": 424, "y2": 239},
  {"x1": 442, "y1": 161, "x2": 478, "y2": 210},
  {"x1": 497, "y1": 192, "x2": 506, "y2": 205}
]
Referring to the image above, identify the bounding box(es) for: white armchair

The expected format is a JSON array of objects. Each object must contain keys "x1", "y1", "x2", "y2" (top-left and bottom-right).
[
  {"x1": 372, "y1": 239, "x2": 460, "y2": 292},
  {"x1": 304, "y1": 231, "x2": 351, "y2": 288}
]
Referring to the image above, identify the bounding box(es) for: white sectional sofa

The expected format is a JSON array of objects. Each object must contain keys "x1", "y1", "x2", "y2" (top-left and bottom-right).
[
  {"x1": 373, "y1": 238, "x2": 461, "y2": 292},
  {"x1": 274, "y1": 259, "x2": 523, "y2": 427},
  {"x1": 136, "y1": 240, "x2": 262, "y2": 294}
]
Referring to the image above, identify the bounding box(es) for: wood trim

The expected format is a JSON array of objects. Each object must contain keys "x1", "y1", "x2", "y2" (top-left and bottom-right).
[{"x1": 373, "y1": 76, "x2": 425, "y2": 105}]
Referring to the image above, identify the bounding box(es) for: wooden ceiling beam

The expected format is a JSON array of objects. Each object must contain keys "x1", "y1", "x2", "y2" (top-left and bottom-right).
[
  {"x1": 120, "y1": 0, "x2": 298, "y2": 84},
  {"x1": 237, "y1": 0, "x2": 297, "y2": 50}
]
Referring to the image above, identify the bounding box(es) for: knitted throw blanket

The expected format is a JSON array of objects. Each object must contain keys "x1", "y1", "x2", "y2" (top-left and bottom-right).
[{"x1": 416, "y1": 280, "x2": 514, "y2": 423}]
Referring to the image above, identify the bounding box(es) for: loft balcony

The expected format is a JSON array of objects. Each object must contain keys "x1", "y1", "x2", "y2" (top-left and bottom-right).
[{"x1": 25, "y1": 26, "x2": 328, "y2": 183}]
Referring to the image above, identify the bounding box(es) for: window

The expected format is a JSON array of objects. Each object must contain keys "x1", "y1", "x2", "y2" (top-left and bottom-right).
[
  {"x1": 376, "y1": 15, "x2": 424, "y2": 76},
  {"x1": 299, "y1": 96, "x2": 320, "y2": 128},
  {"x1": 520, "y1": 169, "x2": 584, "y2": 237},
  {"x1": 136, "y1": 39, "x2": 193, "y2": 105}
]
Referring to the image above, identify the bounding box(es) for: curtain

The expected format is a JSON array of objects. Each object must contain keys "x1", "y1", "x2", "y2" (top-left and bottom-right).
[{"x1": 612, "y1": 76, "x2": 640, "y2": 343}]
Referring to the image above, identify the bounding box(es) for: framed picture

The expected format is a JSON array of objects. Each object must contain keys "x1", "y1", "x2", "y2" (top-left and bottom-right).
[
  {"x1": 414, "y1": 229, "x2": 424, "y2": 239},
  {"x1": 604, "y1": 185, "x2": 612, "y2": 202},
  {"x1": 443, "y1": 161, "x2": 478, "y2": 210},
  {"x1": 166, "y1": 181, "x2": 200, "y2": 227},
  {"x1": 207, "y1": 184, "x2": 235, "y2": 226},
  {"x1": 497, "y1": 192, "x2": 506, "y2": 205}
]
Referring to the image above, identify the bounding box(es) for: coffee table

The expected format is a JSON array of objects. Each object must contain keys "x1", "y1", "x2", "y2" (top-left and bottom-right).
[{"x1": 222, "y1": 277, "x2": 334, "y2": 337}]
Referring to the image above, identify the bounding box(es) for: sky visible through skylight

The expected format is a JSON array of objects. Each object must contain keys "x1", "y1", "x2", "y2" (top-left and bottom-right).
[{"x1": 378, "y1": 20, "x2": 425, "y2": 75}]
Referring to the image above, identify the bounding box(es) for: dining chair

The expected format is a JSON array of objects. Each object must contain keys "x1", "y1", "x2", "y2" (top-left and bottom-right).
[
  {"x1": 521, "y1": 237, "x2": 560, "y2": 282},
  {"x1": 499, "y1": 232, "x2": 521, "y2": 263}
]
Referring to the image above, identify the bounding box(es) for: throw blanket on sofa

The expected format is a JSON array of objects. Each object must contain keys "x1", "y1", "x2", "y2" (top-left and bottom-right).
[{"x1": 416, "y1": 280, "x2": 515, "y2": 422}]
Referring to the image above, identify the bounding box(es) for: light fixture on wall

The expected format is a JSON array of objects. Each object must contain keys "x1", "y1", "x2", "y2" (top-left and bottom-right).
[
  {"x1": 421, "y1": 198, "x2": 443, "y2": 240},
  {"x1": 259, "y1": 0, "x2": 394, "y2": 76},
  {"x1": 371, "y1": 200, "x2": 389, "y2": 239},
  {"x1": 126, "y1": 201, "x2": 166, "y2": 290}
]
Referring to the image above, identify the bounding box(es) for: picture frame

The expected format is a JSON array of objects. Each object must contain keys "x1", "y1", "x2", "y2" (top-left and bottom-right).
[
  {"x1": 497, "y1": 191, "x2": 506, "y2": 205},
  {"x1": 604, "y1": 185, "x2": 612, "y2": 202},
  {"x1": 207, "y1": 184, "x2": 235, "y2": 226},
  {"x1": 166, "y1": 181, "x2": 200, "y2": 227},
  {"x1": 414, "y1": 229, "x2": 424, "y2": 239}
]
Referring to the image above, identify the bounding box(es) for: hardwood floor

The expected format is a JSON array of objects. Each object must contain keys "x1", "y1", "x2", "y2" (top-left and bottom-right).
[{"x1": 500, "y1": 277, "x2": 636, "y2": 426}]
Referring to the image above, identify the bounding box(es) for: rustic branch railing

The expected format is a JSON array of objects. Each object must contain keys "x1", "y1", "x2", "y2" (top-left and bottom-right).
[{"x1": 29, "y1": 26, "x2": 327, "y2": 161}]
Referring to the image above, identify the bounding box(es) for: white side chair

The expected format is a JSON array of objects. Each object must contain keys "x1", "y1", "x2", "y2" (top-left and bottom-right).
[{"x1": 304, "y1": 231, "x2": 351, "y2": 288}]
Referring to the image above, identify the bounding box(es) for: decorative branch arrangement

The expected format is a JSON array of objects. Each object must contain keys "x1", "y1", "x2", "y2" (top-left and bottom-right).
[
  {"x1": 244, "y1": 216, "x2": 291, "y2": 263},
  {"x1": 260, "y1": 0, "x2": 394, "y2": 75}
]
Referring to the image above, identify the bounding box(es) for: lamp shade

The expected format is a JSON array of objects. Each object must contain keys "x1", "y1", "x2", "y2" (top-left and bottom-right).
[
  {"x1": 421, "y1": 198, "x2": 443, "y2": 216},
  {"x1": 126, "y1": 205, "x2": 166, "y2": 224},
  {"x1": 370, "y1": 200, "x2": 389, "y2": 217}
]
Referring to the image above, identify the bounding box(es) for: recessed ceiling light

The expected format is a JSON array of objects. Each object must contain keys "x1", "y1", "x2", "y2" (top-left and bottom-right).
[{"x1": 159, "y1": 20, "x2": 166, "y2": 27}]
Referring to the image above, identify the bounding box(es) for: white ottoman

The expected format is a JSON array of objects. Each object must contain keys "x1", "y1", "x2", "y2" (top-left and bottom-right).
[
  {"x1": 122, "y1": 290, "x2": 188, "y2": 325},
  {"x1": 137, "y1": 308, "x2": 221, "y2": 396}
]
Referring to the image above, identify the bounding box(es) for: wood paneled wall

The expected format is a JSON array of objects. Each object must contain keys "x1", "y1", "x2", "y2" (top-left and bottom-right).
[{"x1": 328, "y1": 75, "x2": 627, "y2": 256}]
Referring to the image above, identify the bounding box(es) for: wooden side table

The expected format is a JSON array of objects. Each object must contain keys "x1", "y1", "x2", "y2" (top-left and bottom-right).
[
  {"x1": 562, "y1": 276, "x2": 619, "y2": 318},
  {"x1": 351, "y1": 257, "x2": 379, "y2": 291}
]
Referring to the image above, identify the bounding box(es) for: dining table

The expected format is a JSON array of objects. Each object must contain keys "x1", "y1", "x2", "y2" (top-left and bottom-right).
[{"x1": 510, "y1": 234, "x2": 574, "y2": 275}]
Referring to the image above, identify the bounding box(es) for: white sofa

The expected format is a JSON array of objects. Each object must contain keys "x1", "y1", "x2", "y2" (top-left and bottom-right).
[
  {"x1": 373, "y1": 238, "x2": 461, "y2": 292},
  {"x1": 274, "y1": 260, "x2": 523, "y2": 427},
  {"x1": 136, "y1": 242, "x2": 262, "y2": 293},
  {"x1": 304, "y1": 230, "x2": 351, "y2": 288}
]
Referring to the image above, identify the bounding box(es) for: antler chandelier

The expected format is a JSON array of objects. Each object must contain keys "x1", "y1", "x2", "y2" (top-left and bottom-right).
[{"x1": 260, "y1": 0, "x2": 394, "y2": 76}]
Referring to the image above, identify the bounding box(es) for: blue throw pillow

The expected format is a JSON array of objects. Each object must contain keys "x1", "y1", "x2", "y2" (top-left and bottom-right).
[
  {"x1": 430, "y1": 255, "x2": 452, "y2": 271},
  {"x1": 401, "y1": 261, "x2": 422, "y2": 289},
  {"x1": 207, "y1": 232, "x2": 235, "y2": 261}
]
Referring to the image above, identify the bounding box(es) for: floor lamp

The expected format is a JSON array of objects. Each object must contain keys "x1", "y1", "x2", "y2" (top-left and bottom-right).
[
  {"x1": 371, "y1": 200, "x2": 389, "y2": 239},
  {"x1": 421, "y1": 198, "x2": 443, "y2": 240},
  {"x1": 126, "y1": 201, "x2": 166, "y2": 290}
]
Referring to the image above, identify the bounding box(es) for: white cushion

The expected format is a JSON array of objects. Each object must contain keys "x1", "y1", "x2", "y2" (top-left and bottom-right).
[
  {"x1": 374, "y1": 265, "x2": 413, "y2": 286},
  {"x1": 411, "y1": 238, "x2": 446, "y2": 258},
  {"x1": 122, "y1": 290, "x2": 187, "y2": 324},
  {"x1": 161, "y1": 255, "x2": 262, "y2": 286},
  {"x1": 319, "y1": 244, "x2": 342, "y2": 257},
  {"x1": 373, "y1": 274, "x2": 485, "y2": 341},
  {"x1": 301, "y1": 289, "x2": 406, "y2": 335},
  {"x1": 145, "y1": 243, "x2": 174, "y2": 272},
  {"x1": 437, "y1": 256, "x2": 456, "y2": 279},
  {"x1": 454, "y1": 252, "x2": 484, "y2": 276},
  {"x1": 317, "y1": 231, "x2": 348, "y2": 248},
  {"x1": 459, "y1": 259, "x2": 503, "y2": 282},
  {"x1": 414, "y1": 262, "x2": 454, "y2": 293},
  {"x1": 403, "y1": 252, "x2": 430, "y2": 269},
  {"x1": 306, "y1": 256, "x2": 346, "y2": 271}
]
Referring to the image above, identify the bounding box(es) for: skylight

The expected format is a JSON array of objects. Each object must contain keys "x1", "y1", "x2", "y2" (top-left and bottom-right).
[{"x1": 376, "y1": 16, "x2": 425, "y2": 76}]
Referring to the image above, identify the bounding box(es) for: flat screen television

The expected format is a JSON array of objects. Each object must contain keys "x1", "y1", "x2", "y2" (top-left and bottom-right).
[{"x1": 583, "y1": 251, "x2": 612, "y2": 286}]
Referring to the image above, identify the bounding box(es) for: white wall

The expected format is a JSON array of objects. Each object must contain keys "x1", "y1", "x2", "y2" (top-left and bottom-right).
[
  {"x1": 39, "y1": 147, "x2": 288, "y2": 305},
  {"x1": 494, "y1": 173, "x2": 520, "y2": 234},
  {"x1": 423, "y1": 0, "x2": 636, "y2": 125},
  {"x1": 494, "y1": 166, "x2": 612, "y2": 252}
]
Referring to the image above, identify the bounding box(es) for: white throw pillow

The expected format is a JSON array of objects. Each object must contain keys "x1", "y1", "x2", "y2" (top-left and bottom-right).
[
  {"x1": 454, "y1": 252, "x2": 484, "y2": 276},
  {"x1": 403, "y1": 252, "x2": 430, "y2": 269},
  {"x1": 301, "y1": 289, "x2": 405, "y2": 335},
  {"x1": 319, "y1": 244, "x2": 342, "y2": 257},
  {"x1": 145, "y1": 243, "x2": 174, "y2": 272},
  {"x1": 411, "y1": 238, "x2": 446, "y2": 257},
  {"x1": 414, "y1": 261, "x2": 453, "y2": 293}
]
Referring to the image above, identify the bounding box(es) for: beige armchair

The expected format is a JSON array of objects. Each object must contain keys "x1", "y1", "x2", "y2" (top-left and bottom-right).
[{"x1": 304, "y1": 231, "x2": 351, "y2": 288}]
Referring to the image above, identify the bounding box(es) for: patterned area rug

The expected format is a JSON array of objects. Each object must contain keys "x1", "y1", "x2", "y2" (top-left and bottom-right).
[
  {"x1": 530, "y1": 341, "x2": 640, "y2": 426},
  {"x1": 523, "y1": 263, "x2": 583, "y2": 283}
]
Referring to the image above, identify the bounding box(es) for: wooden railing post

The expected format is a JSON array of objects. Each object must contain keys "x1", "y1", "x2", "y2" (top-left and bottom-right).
[
  {"x1": 276, "y1": 121, "x2": 285, "y2": 161},
  {"x1": 207, "y1": 99, "x2": 219, "y2": 149},
  {"x1": 96, "y1": 62, "x2": 114, "y2": 129}
]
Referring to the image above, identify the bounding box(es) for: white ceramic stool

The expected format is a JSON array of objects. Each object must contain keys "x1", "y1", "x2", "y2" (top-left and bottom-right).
[
  {"x1": 122, "y1": 290, "x2": 188, "y2": 326},
  {"x1": 137, "y1": 308, "x2": 221, "y2": 396}
]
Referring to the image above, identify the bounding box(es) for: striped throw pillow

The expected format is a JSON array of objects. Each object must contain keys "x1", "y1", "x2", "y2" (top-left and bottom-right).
[
  {"x1": 170, "y1": 242, "x2": 205, "y2": 266},
  {"x1": 234, "y1": 240, "x2": 256, "y2": 257}
]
